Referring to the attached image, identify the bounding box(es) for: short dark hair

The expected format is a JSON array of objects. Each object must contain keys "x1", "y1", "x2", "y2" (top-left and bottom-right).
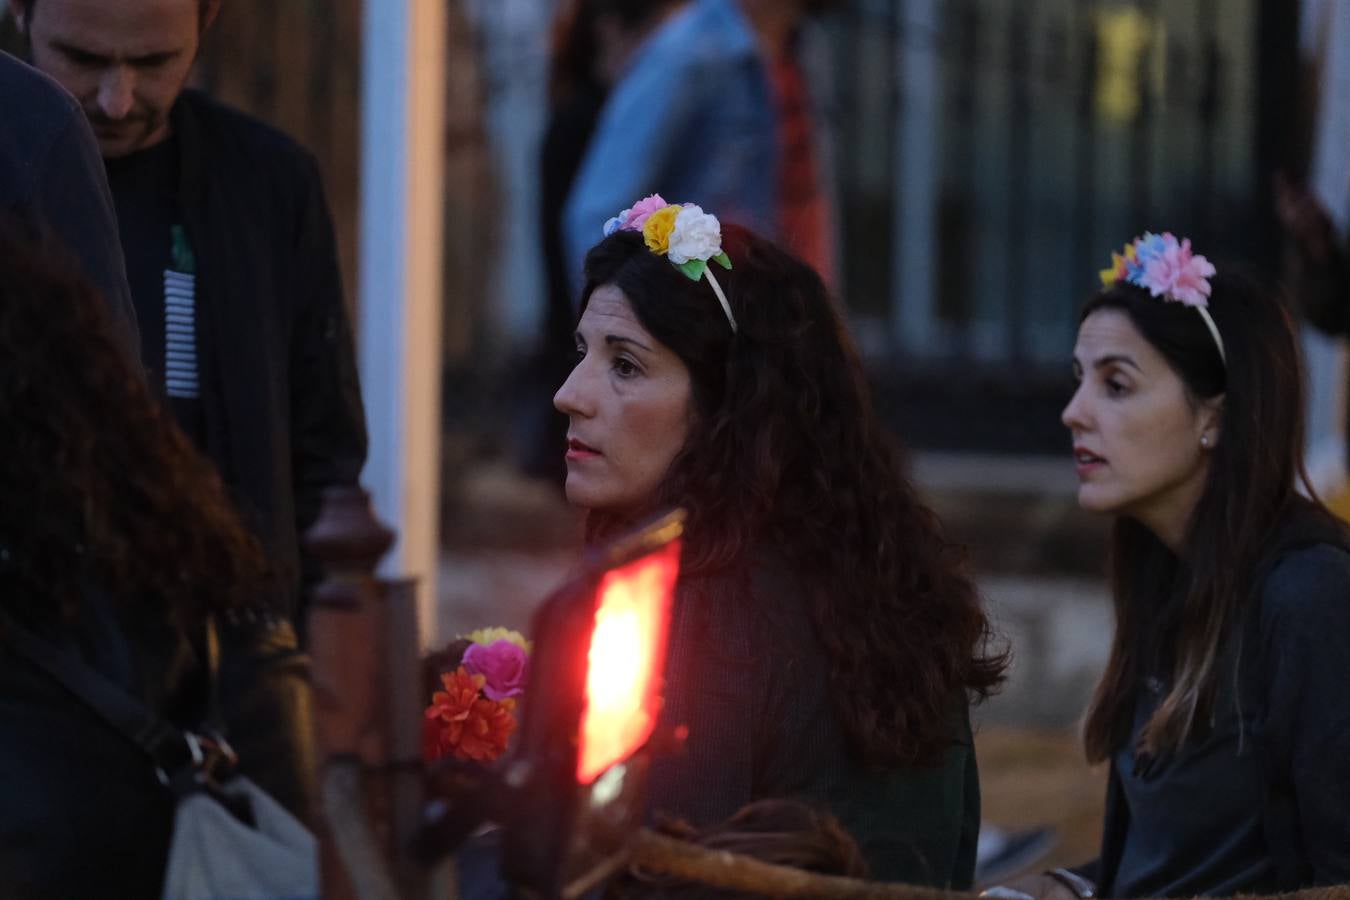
[{"x1": 24, "y1": 0, "x2": 213, "y2": 28}]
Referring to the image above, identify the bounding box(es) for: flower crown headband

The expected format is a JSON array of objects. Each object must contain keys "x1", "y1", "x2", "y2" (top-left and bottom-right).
[
  {"x1": 1099, "y1": 231, "x2": 1224, "y2": 365},
  {"x1": 603, "y1": 194, "x2": 737, "y2": 332}
]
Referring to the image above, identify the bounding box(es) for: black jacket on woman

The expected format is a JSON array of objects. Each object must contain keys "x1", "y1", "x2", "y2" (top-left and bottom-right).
[
  {"x1": 0, "y1": 592, "x2": 312, "y2": 899},
  {"x1": 1086, "y1": 506, "x2": 1350, "y2": 896},
  {"x1": 646, "y1": 551, "x2": 980, "y2": 887}
]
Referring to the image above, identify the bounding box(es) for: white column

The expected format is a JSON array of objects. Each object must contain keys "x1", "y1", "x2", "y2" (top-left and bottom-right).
[{"x1": 358, "y1": 0, "x2": 446, "y2": 648}]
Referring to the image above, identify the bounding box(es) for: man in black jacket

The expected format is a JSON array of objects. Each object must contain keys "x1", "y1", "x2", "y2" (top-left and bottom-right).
[
  {"x1": 12, "y1": 0, "x2": 367, "y2": 825},
  {"x1": 0, "y1": 50, "x2": 140, "y2": 360},
  {"x1": 11, "y1": 0, "x2": 369, "y2": 625}
]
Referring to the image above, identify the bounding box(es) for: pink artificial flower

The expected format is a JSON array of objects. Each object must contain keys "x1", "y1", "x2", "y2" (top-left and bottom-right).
[
  {"x1": 462, "y1": 639, "x2": 530, "y2": 701},
  {"x1": 1139, "y1": 238, "x2": 1215, "y2": 308},
  {"x1": 624, "y1": 194, "x2": 669, "y2": 231}
]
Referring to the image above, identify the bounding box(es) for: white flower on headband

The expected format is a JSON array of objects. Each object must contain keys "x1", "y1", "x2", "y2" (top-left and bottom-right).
[
  {"x1": 603, "y1": 195, "x2": 738, "y2": 331},
  {"x1": 667, "y1": 205, "x2": 722, "y2": 265}
]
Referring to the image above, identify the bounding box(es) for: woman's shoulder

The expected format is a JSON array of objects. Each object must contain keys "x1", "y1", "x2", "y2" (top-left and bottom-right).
[
  {"x1": 677, "y1": 547, "x2": 813, "y2": 642},
  {"x1": 1259, "y1": 541, "x2": 1350, "y2": 636}
]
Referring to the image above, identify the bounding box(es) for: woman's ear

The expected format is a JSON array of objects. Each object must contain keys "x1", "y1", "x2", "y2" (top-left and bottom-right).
[{"x1": 1200, "y1": 394, "x2": 1224, "y2": 449}]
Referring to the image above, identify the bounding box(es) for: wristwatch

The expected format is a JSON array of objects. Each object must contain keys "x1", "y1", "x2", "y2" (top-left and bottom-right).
[{"x1": 1045, "y1": 868, "x2": 1097, "y2": 899}]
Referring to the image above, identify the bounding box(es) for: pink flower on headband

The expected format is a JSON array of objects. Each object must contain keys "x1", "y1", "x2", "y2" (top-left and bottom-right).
[
  {"x1": 1136, "y1": 236, "x2": 1216, "y2": 308},
  {"x1": 623, "y1": 194, "x2": 669, "y2": 231}
]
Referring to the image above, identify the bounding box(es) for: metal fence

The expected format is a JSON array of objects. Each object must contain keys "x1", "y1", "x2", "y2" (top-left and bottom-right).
[{"x1": 823, "y1": 0, "x2": 1284, "y2": 451}]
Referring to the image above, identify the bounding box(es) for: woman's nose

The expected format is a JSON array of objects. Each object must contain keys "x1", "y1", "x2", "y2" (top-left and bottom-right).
[
  {"x1": 553, "y1": 360, "x2": 592, "y2": 418},
  {"x1": 1062, "y1": 384, "x2": 1089, "y2": 432}
]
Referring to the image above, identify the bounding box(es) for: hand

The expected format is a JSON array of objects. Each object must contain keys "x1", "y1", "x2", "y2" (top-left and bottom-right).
[
  {"x1": 1275, "y1": 171, "x2": 1336, "y2": 264},
  {"x1": 982, "y1": 873, "x2": 1080, "y2": 900}
]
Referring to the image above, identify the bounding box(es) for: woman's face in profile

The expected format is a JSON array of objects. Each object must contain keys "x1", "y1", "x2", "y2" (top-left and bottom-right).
[
  {"x1": 1061, "y1": 308, "x2": 1220, "y2": 543},
  {"x1": 554, "y1": 284, "x2": 693, "y2": 514}
]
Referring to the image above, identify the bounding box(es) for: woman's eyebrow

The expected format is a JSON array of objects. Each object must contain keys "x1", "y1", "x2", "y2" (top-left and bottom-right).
[
  {"x1": 604, "y1": 334, "x2": 653, "y2": 352},
  {"x1": 1092, "y1": 353, "x2": 1141, "y2": 373}
]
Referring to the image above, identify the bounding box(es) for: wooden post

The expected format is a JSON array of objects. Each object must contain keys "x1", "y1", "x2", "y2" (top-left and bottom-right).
[{"x1": 305, "y1": 485, "x2": 406, "y2": 900}]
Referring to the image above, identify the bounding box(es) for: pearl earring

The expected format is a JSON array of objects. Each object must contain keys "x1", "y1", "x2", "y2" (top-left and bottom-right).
[{"x1": 1201, "y1": 435, "x2": 1211, "y2": 448}]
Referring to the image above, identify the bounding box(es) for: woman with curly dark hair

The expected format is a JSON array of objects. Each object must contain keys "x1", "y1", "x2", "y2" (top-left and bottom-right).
[
  {"x1": 0, "y1": 226, "x2": 312, "y2": 897},
  {"x1": 554, "y1": 198, "x2": 1006, "y2": 886}
]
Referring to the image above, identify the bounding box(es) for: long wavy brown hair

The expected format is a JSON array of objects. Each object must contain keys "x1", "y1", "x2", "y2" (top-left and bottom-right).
[
  {"x1": 1079, "y1": 274, "x2": 1344, "y2": 763},
  {"x1": 0, "y1": 225, "x2": 264, "y2": 631},
  {"x1": 577, "y1": 226, "x2": 1006, "y2": 766}
]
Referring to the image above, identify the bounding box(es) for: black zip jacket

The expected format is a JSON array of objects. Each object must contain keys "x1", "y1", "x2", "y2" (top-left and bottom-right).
[{"x1": 167, "y1": 90, "x2": 367, "y2": 621}]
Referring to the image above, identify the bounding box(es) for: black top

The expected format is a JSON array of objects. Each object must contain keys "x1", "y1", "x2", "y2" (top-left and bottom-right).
[
  {"x1": 161, "y1": 90, "x2": 367, "y2": 621},
  {"x1": 105, "y1": 137, "x2": 207, "y2": 444},
  {"x1": 0, "y1": 51, "x2": 140, "y2": 361},
  {"x1": 1089, "y1": 509, "x2": 1350, "y2": 896},
  {"x1": 1111, "y1": 635, "x2": 1271, "y2": 896},
  {"x1": 646, "y1": 552, "x2": 980, "y2": 887}
]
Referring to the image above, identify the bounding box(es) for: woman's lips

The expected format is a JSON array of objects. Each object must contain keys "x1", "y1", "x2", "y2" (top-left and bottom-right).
[
  {"x1": 566, "y1": 438, "x2": 601, "y2": 461},
  {"x1": 1074, "y1": 446, "x2": 1106, "y2": 477}
]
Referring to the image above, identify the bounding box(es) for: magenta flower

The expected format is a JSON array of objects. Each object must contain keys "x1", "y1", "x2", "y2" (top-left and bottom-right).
[
  {"x1": 1138, "y1": 237, "x2": 1215, "y2": 308},
  {"x1": 461, "y1": 639, "x2": 530, "y2": 701},
  {"x1": 623, "y1": 193, "x2": 669, "y2": 231}
]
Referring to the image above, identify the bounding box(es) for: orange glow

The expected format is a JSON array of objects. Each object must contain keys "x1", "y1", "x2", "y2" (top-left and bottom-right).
[{"x1": 576, "y1": 540, "x2": 681, "y2": 784}]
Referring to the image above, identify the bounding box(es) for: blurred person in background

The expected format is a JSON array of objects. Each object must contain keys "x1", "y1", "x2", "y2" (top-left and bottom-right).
[
  {"x1": 993, "y1": 234, "x2": 1350, "y2": 898},
  {"x1": 562, "y1": 0, "x2": 843, "y2": 295},
  {"x1": 1275, "y1": 0, "x2": 1350, "y2": 482},
  {"x1": 525, "y1": 0, "x2": 685, "y2": 485},
  {"x1": 555, "y1": 201, "x2": 1005, "y2": 885},
  {"x1": 0, "y1": 50, "x2": 139, "y2": 360},
  {"x1": 0, "y1": 226, "x2": 313, "y2": 897}
]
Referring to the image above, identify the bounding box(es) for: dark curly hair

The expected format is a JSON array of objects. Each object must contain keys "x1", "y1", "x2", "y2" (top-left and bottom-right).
[
  {"x1": 0, "y1": 225, "x2": 265, "y2": 631},
  {"x1": 577, "y1": 226, "x2": 1006, "y2": 766}
]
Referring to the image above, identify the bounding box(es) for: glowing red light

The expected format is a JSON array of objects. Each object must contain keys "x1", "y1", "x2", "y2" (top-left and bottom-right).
[{"x1": 576, "y1": 539, "x2": 681, "y2": 784}]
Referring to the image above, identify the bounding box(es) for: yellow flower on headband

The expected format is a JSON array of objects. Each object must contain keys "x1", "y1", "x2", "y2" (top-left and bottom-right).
[
  {"x1": 643, "y1": 205, "x2": 682, "y2": 256},
  {"x1": 1099, "y1": 251, "x2": 1126, "y2": 287},
  {"x1": 460, "y1": 627, "x2": 532, "y2": 653}
]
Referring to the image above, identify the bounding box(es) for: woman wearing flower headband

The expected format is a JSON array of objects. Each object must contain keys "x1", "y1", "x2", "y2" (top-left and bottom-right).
[
  {"x1": 554, "y1": 196, "x2": 1006, "y2": 886},
  {"x1": 994, "y1": 234, "x2": 1350, "y2": 899}
]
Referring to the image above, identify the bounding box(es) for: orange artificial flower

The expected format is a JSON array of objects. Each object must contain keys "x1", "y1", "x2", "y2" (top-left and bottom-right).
[{"x1": 424, "y1": 667, "x2": 518, "y2": 762}]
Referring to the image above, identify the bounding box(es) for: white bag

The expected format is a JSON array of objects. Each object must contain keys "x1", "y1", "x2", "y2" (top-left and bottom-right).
[{"x1": 161, "y1": 776, "x2": 318, "y2": 900}]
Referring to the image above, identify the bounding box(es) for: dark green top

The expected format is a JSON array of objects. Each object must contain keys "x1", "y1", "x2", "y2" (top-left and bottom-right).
[{"x1": 646, "y1": 552, "x2": 980, "y2": 886}]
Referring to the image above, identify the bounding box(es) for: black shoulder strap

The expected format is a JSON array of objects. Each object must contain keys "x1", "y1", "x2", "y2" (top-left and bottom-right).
[{"x1": 0, "y1": 610, "x2": 208, "y2": 783}]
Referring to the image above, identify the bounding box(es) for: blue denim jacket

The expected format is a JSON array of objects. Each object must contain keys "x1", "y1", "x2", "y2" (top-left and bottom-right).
[{"x1": 562, "y1": 0, "x2": 777, "y2": 291}]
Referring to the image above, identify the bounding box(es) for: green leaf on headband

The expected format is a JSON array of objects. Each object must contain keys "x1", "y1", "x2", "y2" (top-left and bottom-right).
[
  {"x1": 712, "y1": 252, "x2": 732, "y2": 270},
  {"x1": 676, "y1": 259, "x2": 707, "y2": 281}
]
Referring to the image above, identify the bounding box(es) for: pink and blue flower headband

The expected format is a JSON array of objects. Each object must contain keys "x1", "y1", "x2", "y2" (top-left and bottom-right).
[
  {"x1": 603, "y1": 194, "x2": 737, "y2": 332},
  {"x1": 1100, "y1": 232, "x2": 1224, "y2": 365}
]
